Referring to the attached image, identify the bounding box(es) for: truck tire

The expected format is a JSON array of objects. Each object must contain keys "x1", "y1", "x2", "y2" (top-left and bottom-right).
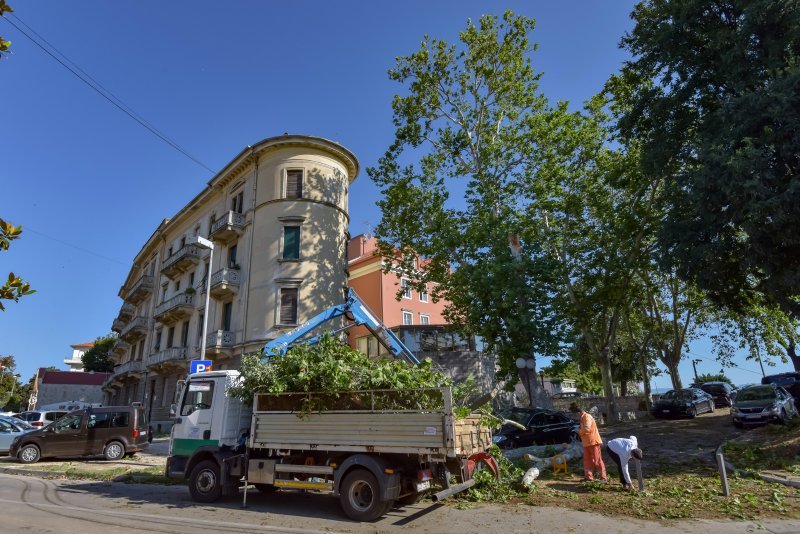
[
  {"x1": 339, "y1": 469, "x2": 391, "y2": 521},
  {"x1": 190, "y1": 460, "x2": 223, "y2": 503}
]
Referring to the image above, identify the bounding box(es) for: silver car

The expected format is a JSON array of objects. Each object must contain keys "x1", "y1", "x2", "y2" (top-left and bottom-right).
[
  {"x1": 731, "y1": 384, "x2": 798, "y2": 427},
  {"x1": 0, "y1": 415, "x2": 35, "y2": 454}
]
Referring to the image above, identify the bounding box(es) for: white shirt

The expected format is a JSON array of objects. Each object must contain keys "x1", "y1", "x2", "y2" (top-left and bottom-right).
[{"x1": 607, "y1": 436, "x2": 638, "y2": 485}]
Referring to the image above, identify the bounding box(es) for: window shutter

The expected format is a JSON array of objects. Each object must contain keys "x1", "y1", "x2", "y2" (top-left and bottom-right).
[
  {"x1": 286, "y1": 170, "x2": 303, "y2": 198},
  {"x1": 280, "y1": 288, "x2": 298, "y2": 324}
]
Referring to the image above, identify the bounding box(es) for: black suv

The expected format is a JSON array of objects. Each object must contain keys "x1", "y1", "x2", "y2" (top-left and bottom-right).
[
  {"x1": 10, "y1": 405, "x2": 150, "y2": 464},
  {"x1": 699, "y1": 381, "x2": 737, "y2": 407},
  {"x1": 762, "y1": 373, "x2": 800, "y2": 403}
]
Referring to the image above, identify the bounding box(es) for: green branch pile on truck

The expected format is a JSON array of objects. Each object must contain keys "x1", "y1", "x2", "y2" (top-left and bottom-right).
[{"x1": 165, "y1": 335, "x2": 497, "y2": 521}]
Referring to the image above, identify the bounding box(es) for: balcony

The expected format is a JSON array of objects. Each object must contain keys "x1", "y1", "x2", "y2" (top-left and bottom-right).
[
  {"x1": 161, "y1": 244, "x2": 202, "y2": 279},
  {"x1": 154, "y1": 292, "x2": 196, "y2": 325},
  {"x1": 209, "y1": 268, "x2": 241, "y2": 300},
  {"x1": 120, "y1": 316, "x2": 151, "y2": 342},
  {"x1": 111, "y1": 317, "x2": 127, "y2": 334},
  {"x1": 114, "y1": 359, "x2": 145, "y2": 378},
  {"x1": 205, "y1": 330, "x2": 235, "y2": 355},
  {"x1": 148, "y1": 347, "x2": 189, "y2": 369},
  {"x1": 111, "y1": 340, "x2": 131, "y2": 358},
  {"x1": 127, "y1": 275, "x2": 154, "y2": 305},
  {"x1": 117, "y1": 302, "x2": 135, "y2": 321},
  {"x1": 209, "y1": 210, "x2": 245, "y2": 244}
]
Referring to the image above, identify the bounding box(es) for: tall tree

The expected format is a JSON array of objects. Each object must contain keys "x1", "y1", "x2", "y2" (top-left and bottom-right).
[
  {"x1": 0, "y1": 218, "x2": 35, "y2": 311},
  {"x1": 369, "y1": 12, "x2": 574, "y2": 408},
  {"x1": 619, "y1": 0, "x2": 800, "y2": 317},
  {"x1": 82, "y1": 335, "x2": 116, "y2": 373}
]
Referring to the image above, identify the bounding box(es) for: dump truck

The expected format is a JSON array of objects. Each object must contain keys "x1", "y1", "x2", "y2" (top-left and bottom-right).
[{"x1": 166, "y1": 370, "x2": 494, "y2": 520}]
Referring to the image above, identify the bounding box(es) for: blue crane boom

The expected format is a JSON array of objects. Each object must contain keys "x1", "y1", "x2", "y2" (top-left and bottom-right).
[{"x1": 262, "y1": 288, "x2": 420, "y2": 365}]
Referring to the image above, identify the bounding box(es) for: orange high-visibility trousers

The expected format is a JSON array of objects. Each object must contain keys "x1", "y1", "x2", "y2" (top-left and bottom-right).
[{"x1": 582, "y1": 444, "x2": 607, "y2": 481}]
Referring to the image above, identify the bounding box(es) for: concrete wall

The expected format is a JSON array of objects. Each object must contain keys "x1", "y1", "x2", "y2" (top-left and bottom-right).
[{"x1": 36, "y1": 384, "x2": 106, "y2": 408}]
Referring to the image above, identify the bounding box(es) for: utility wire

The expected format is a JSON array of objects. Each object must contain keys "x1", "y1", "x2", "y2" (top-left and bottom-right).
[
  {"x1": 685, "y1": 349, "x2": 764, "y2": 376},
  {"x1": 2, "y1": 14, "x2": 215, "y2": 175},
  {"x1": 24, "y1": 227, "x2": 128, "y2": 266}
]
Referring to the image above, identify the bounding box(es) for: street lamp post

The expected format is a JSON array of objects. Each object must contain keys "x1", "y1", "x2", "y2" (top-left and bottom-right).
[{"x1": 188, "y1": 236, "x2": 215, "y2": 364}]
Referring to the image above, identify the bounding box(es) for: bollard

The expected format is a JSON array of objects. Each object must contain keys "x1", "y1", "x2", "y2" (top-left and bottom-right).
[
  {"x1": 716, "y1": 451, "x2": 730, "y2": 497},
  {"x1": 634, "y1": 459, "x2": 644, "y2": 491}
]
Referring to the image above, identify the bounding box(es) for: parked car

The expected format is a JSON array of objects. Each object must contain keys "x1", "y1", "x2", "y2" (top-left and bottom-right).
[
  {"x1": 730, "y1": 384, "x2": 798, "y2": 427},
  {"x1": 651, "y1": 388, "x2": 715, "y2": 418},
  {"x1": 761, "y1": 373, "x2": 800, "y2": 404},
  {"x1": 9, "y1": 405, "x2": 150, "y2": 464},
  {"x1": 13, "y1": 410, "x2": 69, "y2": 428},
  {"x1": 0, "y1": 415, "x2": 35, "y2": 454},
  {"x1": 492, "y1": 407, "x2": 579, "y2": 449},
  {"x1": 699, "y1": 381, "x2": 738, "y2": 407},
  {"x1": 551, "y1": 392, "x2": 584, "y2": 399}
]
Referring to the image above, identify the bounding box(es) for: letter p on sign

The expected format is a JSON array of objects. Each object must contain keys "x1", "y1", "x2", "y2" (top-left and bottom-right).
[{"x1": 190, "y1": 360, "x2": 213, "y2": 374}]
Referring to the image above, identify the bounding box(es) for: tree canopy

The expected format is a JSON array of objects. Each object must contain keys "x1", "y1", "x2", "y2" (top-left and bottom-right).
[
  {"x1": 618, "y1": 0, "x2": 800, "y2": 317},
  {"x1": 0, "y1": 218, "x2": 35, "y2": 311},
  {"x1": 81, "y1": 335, "x2": 116, "y2": 373}
]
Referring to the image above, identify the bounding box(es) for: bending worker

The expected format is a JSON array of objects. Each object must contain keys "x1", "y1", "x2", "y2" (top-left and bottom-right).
[{"x1": 606, "y1": 436, "x2": 643, "y2": 490}]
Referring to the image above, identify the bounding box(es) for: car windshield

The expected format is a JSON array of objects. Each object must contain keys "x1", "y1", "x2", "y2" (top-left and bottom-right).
[
  {"x1": 662, "y1": 390, "x2": 692, "y2": 400},
  {"x1": 506, "y1": 410, "x2": 532, "y2": 426},
  {"x1": 703, "y1": 385, "x2": 727, "y2": 394},
  {"x1": 736, "y1": 388, "x2": 776, "y2": 402}
]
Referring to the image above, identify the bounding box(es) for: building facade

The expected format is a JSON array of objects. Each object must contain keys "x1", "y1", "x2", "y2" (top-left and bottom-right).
[
  {"x1": 346, "y1": 234, "x2": 449, "y2": 356},
  {"x1": 103, "y1": 135, "x2": 358, "y2": 431},
  {"x1": 33, "y1": 368, "x2": 109, "y2": 409},
  {"x1": 64, "y1": 341, "x2": 94, "y2": 371}
]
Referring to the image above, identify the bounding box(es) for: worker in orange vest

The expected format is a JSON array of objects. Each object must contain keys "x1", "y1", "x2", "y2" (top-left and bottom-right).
[{"x1": 572, "y1": 403, "x2": 607, "y2": 482}]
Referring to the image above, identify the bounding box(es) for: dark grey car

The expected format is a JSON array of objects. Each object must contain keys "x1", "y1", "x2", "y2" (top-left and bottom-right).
[{"x1": 731, "y1": 384, "x2": 797, "y2": 427}]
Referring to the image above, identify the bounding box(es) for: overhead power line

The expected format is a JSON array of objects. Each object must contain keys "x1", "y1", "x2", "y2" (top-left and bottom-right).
[
  {"x1": 2, "y1": 14, "x2": 215, "y2": 174},
  {"x1": 685, "y1": 350, "x2": 764, "y2": 376}
]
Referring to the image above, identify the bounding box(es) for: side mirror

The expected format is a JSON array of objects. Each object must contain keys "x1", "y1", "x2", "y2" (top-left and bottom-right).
[{"x1": 169, "y1": 404, "x2": 177, "y2": 417}]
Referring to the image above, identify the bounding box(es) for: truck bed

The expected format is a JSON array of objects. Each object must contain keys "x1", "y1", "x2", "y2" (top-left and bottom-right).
[{"x1": 250, "y1": 388, "x2": 491, "y2": 460}]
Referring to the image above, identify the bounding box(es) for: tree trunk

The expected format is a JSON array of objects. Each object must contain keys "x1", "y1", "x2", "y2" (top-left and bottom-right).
[
  {"x1": 665, "y1": 356, "x2": 683, "y2": 390},
  {"x1": 641, "y1": 351, "x2": 652, "y2": 411},
  {"x1": 599, "y1": 357, "x2": 618, "y2": 424},
  {"x1": 523, "y1": 366, "x2": 553, "y2": 409},
  {"x1": 620, "y1": 380, "x2": 628, "y2": 397},
  {"x1": 787, "y1": 340, "x2": 800, "y2": 372}
]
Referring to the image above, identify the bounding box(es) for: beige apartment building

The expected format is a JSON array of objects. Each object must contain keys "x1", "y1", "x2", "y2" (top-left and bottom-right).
[{"x1": 103, "y1": 134, "x2": 358, "y2": 431}]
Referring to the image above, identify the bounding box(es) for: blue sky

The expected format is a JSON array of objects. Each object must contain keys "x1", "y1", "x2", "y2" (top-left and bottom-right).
[{"x1": 0, "y1": 1, "x2": 786, "y2": 387}]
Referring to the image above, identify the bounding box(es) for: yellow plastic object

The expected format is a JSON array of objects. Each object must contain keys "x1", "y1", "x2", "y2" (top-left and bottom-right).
[{"x1": 551, "y1": 454, "x2": 569, "y2": 475}]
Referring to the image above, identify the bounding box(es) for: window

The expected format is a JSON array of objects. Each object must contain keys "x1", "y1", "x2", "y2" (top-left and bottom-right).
[
  {"x1": 402, "y1": 311, "x2": 413, "y2": 325},
  {"x1": 401, "y1": 279, "x2": 412, "y2": 299},
  {"x1": 138, "y1": 341, "x2": 145, "y2": 360},
  {"x1": 180, "y1": 237, "x2": 186, "y2": 249},
  {"x1": 419, "y1": 284, "x2": 428, "y2": 302},
  {"x1": 228, "y1": 244, "x2": 238, "y2": 268},
  {"x1": 283, "y1": 226, "x2": 300, "y2": 260},
  {"x1": 280, "y1": 288, "x2": 298, "y2": 324},
  {"x1": 167, "y1": 327, "x2": 175, "y2": 348},
  {"x1": 181, "y1": 321, "x2": 190, "y2": 348},
  {"x1": 175, "y1": 280, "x2": 181, "y2": 292},
  {"x1": 181, "y1": 381, "x2": 214, "y2": 416},
  {"x1": 161, "y1": 379, "x2": 170, "y2": 407},
  {"x1": 161, "y1": 284, "x2": 168, "y2": 302},
  {"x1": 232, "y1": 191, "x2": 244, "y2": 214},
  {"x1": 222, "y1": 302, "x2": 233, "y2": 331},
  {"x1": 88, "y1": 412, "x2": 112, "y2": 429},
  {"x1": 286, "y1": 169, "x2": 303, "y2": 199},
  {"x1": 53, "y1": 413, "x2": 82, "y2": 432},
  {"x1": 197, "y1": 314, "x2": 204, "y2": 342},
  {"x1": 420, "y1": 314, "x2": 430, "y2": 325},
  {"x1": 189, "y1": 271, "x2": 195, "y2": 287},
  {"x1": 168, "y1": 246, "x2": 173, "y2": 258},
  {"x1": 154, "y1": 331, "x2": 162, "y2": 351}
]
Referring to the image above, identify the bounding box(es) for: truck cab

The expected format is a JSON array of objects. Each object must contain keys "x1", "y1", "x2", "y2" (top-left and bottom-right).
[{"x1": 166, "y1": 370, "x2": 251, "y2": 498}]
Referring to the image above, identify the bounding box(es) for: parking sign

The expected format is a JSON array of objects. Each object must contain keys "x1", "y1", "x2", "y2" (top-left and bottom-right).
[{"x1": 190, "y1": 359, "x2": 213, "y2": 373}]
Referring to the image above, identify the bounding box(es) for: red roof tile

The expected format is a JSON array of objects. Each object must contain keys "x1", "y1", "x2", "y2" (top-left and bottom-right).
[{"x1": 70, "y1": 342, "x2": 95, "y2": 348}]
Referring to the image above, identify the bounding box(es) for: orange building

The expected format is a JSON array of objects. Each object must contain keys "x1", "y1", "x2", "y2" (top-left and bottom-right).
[{"x1": 347, "y1": 234, "x2": 449, "y2": 355}]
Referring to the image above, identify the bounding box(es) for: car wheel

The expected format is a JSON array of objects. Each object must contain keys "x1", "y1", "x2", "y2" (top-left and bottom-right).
[
  {"x1": 18, "y1": 444, "x2": 40, "y2": 464},
  {"x1": 339, "y1": 469, "x2": 389, "y2": 522},
  {"x1": 103, "y1": 441, "x2": 125, "y2": 461},
  {"x1": 689, "y1": 406, "x2": 697, "y2": 418},
  {"x1": 189, "y1": 460, "x2": 222, "y2": 503}
]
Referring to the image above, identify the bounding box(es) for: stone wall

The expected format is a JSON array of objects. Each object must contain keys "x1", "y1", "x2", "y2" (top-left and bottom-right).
[{"x1": 36, "y1": 384, "x2": 106, "y2": 408}]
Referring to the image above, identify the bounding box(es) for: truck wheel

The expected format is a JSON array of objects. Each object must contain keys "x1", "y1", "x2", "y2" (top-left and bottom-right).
[
  {"x1": 340, "y1": 469, "x2": 389, "y2": 521},
  {"x1": 190, "y1": 460, "x2": 223, "y2": 503},
  {"x1": 103, "y1": 441, "x2": 125, "y2": 461},
  {"x1": 18, "y1": 444, "x2": 41, "y2": 464}
]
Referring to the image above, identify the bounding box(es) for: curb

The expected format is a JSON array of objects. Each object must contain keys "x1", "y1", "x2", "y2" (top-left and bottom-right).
[
  {"x1": 716, "y1": 443, "x2": 800, "y2": 489},
  {"x1": 0, "y1": 465, "x2": 67, "y2": 478}
]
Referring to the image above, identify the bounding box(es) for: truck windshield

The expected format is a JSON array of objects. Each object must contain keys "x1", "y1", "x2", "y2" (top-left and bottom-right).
[{"x1": 181, "y1": 381, "x2": 215, "y2": 416}]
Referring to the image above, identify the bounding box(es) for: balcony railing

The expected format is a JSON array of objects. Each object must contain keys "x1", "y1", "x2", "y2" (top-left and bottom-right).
[
  {"x1": 113, "y1": 359, "x2": 145, "y2": 377},
  {"x1": 154, "y1": 292, "x2": 195, "y2": 324},
  {"x1": 120, "y1": 316, "x2": 151, "y2": 342},
  {"x1": 209, "y1": 268, "x2": 240, "y2": 299},
  {"x1": 127, "y1": 275, "x2": 154, "y2": 305},
  {"x1": 111, "y1": 318, "x2": 127, "y2": 334},
  {"x1": 117, "y1": 302, "x2": 135, "y2": 321},
  {"x1": 111, "y1": 340, "x2": 131, "y2": 357},
  {"x1": 148, "y1": 347, "x2": 189, "y2": 368},
  {"x1": 161, "y1": 244, "x2": 202, "y2": 279},
  {"x1": 209, "y1": 210, "x2": 246, "y2": 243},
  {"x1": 205, "y1": 330, "x2": 235, "y2": 354}
]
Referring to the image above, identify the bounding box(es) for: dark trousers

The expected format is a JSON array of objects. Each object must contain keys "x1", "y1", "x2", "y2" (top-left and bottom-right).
[{"x1": 606, "y1": 445, "x2": 626, "y2": 485}]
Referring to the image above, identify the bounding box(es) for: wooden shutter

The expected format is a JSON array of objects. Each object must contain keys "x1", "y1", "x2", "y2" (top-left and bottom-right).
[
  {"x1": 280, "y1": 288, "x2": 298, "y2": 324},
  {"x1": 286, "y1": 170, "x2": 303, "y2": 198}
]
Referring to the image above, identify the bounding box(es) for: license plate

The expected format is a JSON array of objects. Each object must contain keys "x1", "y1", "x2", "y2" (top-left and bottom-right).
[
  {"x1": 416, "y1": 480, "x2": 431, "y2": 492},
  {"x1": 745, "y1": 414, "x2": 761, "y2": 420},
  {"x1": 662, "y1": 410, "x2": 670, "y2": 413}
]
